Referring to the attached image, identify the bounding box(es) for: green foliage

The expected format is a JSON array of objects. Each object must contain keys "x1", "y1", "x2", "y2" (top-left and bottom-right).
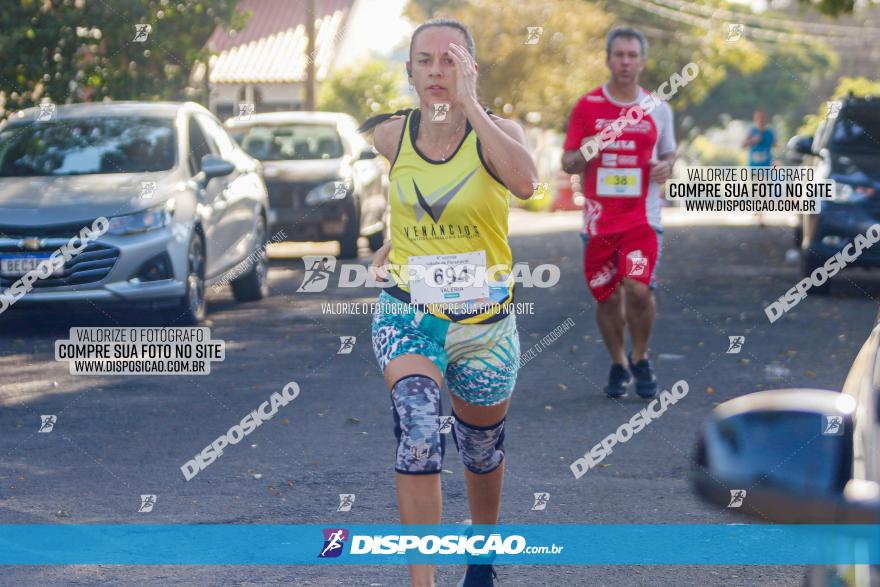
[
  {"x1": 685, "y1": 41, "x2": 837, "y2": 134},
  {"x1": 317, "y1": 59, "x2": 412, "y2": 126},
  {"x1": 607, "y1": 0, "x2": 785, "y2": 118},
  {"x1": 403, "y1": 0, "x2": 801, "y2": 131},
  {"x1": 796, "y1": 0, "x2": 856, "y2": 17},
  {"x1": 411, "y1": 0, "x2": 860, "y2": 137},
  {"x1": 466, "y1": 0, "x2": 613, "y2": 131},
  {"x1": 798, "y1": 76, "x2": 880, "y2": 136},
  {"x1": 407, "y1": 0, "x2": 467, "y2": 19},
  {"x1": 408, "y1": 0, "x2": 612, "y2": 130},
  {"x1": 641, "y1": 34, "x2": 765, "y2": 114},
  {"x1": 0, "y1": 0, "x2": 244, "y2": 113},
  {"x1": 684, "y1": 134, "x2": 746, "y2": 166}
]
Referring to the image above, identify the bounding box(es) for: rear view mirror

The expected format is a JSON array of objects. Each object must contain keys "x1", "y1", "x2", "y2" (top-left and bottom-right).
[
  {"x1": 692, "y1": 389, "x2": 867, "y2": 523},
  {"x1": 785, "y1": 135, "x2": 814, "y2": 163},
  {"x1": 358, "y1": 148, "x2": 378, "y2": 161},
  {"x1": 793, "y1": 135, "x2": 815, "y2": 156},
  {"x1": 200, "y1": 154, "x2": 235, "y2": 180}
]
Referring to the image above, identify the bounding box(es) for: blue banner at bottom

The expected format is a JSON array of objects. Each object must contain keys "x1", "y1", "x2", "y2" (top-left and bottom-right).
[{"x1": 1, "y1": 524, "x2": 878, "y2": 565}]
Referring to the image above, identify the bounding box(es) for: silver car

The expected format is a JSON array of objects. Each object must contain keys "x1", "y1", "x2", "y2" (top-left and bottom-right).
[{"x1": 0, "y1": 101, "x2": 270, "y2": 324}]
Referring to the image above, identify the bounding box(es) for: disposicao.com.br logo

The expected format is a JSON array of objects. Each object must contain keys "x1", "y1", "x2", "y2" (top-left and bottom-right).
[
  {"x1": 318, "y1": 528, "x2": 349, "y2": 558},
  {"x1": 318, "y1": 528, "x2": 563, "y2": 558}
]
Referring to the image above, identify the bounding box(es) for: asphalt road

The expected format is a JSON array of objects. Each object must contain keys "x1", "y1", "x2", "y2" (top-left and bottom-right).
[{"x1": 1, "y1": 209, "x2": 878, "y2": 586}]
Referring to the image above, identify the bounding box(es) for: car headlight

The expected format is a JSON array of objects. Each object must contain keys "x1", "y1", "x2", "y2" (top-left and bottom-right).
[
  {"x1": 107, "y1": 205, "x2": 172, "y2": 235},
  {"x1": 835, "y1": 182, "x2": 875, "y2": 204},
  {"x1": 305, "y1": 179, "x2": 351, "y2": 206}
]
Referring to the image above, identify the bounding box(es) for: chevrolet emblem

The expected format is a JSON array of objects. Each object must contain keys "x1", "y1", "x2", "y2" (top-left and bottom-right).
[{"x1": 20, "y1": 237, "x2": 42, "y2": 251}]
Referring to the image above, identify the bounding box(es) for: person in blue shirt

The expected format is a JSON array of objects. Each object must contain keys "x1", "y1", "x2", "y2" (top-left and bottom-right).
[
  {"x1": 743, "y1": 109, "x2": 775, "y2": 167},
  {"x1": 743, "y1": 109, "x2": 776, "y2": 226}
]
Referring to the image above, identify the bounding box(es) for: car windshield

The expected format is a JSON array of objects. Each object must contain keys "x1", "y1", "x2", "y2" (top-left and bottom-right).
[
  {"x1": 831, "y1": 106, "x2": 880, "y2": 151},
  {"x1": 0, "y1": 117, "x2": 176, "y2": 176},
  {"x1": 230, "y1": 124, "x2": 344, "y2": 161}
]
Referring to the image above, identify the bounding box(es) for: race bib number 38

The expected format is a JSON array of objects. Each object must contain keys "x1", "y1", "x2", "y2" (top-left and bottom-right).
[
  {"x1": 597, "y1": 167, "x2": 641, "y2": 197},
  {"x1": 408, "y1": 251, "x2": 489, "y2": 305}
]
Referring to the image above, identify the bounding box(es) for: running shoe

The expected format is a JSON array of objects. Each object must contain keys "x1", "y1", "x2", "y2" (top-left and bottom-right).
[
  {"x1": 457, "y1": 564, "x2": 500, "y2": 586},
  {"x1": 604, "y1": 363, "x2": 632, "y2": 398},
  {"x1": 628, "y1": 353, "x2": 658, "y2": 398}
]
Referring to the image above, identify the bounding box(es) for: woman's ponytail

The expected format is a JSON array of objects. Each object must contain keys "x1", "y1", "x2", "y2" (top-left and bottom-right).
[{"x1": 357, "y1": 108, "x2": 414, "y2": 134}]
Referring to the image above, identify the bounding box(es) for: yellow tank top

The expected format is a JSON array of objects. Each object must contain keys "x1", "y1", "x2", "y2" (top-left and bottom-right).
[{"x1": 386, "y1": 109, "x2": 514, "y2": 324}]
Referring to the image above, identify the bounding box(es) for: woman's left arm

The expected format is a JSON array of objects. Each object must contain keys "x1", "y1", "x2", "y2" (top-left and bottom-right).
[{"x1": 448, "y1": 43, "x2": 538, "y2": 200}]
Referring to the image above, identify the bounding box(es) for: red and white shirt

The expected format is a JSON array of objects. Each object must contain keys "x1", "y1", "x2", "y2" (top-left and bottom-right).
[{"x1": 563, "y1": 85, "x2": 676, "y2": 237}]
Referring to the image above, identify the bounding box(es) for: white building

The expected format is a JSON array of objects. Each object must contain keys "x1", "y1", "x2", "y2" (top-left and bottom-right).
[{"x1": 198, "y1": 0, "x2": 359, "y2": 119}]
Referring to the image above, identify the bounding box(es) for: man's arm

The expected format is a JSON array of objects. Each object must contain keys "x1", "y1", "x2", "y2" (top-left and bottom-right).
[
  {"x1": 561, "y1": 98, "x2": 592, "y2": 175},
  {"x1": 562, "y1": 144, "x2": 592, "y2": 175},
  {"x1": 650, "y1": 152, "x2": 676, "y2": 183},
  {"x1": 650, "y1": 103, "x2": 677, "y2": 183}
]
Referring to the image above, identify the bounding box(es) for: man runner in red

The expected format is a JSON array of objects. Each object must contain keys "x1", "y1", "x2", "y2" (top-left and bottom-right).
[{"x1": 561, "y1": 27, "x2": 676, "y2": 398}]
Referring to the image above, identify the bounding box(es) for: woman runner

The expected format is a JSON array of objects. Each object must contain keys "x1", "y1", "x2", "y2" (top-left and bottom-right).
[{"x1": 358, "y1": 18, "x2": 538, "y2": 587}]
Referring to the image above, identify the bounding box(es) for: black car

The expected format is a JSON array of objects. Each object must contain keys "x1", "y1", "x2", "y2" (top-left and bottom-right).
[
  {"x1": 790, "y1": 94, "x2": 880, "y2": 293},
  {"x1": 693, "y1": 314, "x2": 880, "y2": 586},
  {"x1": 225, "y1": 111, "x2": 388, "y2": 258}
]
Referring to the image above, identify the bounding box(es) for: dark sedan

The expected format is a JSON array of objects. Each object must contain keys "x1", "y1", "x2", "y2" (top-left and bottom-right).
[
  {"x1": 791, "y1": 95, "x2": 880, "y2": 293},
  {"x1": 225, "y1": 111, "x2": 388, "y2": 258}
]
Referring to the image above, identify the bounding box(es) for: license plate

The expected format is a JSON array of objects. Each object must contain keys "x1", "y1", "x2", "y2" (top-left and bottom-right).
[{"x1": 1, "y1": 254, "x2": 62, "y2": 277}]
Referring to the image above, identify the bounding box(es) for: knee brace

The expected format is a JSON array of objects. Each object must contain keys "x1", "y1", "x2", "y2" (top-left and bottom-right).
[
  {"x1": 390, "y1": 375, "x2": 445, "y2": 474},
  {"x1": 451, "y1": 412, "x2": 505, "y2": 474}
]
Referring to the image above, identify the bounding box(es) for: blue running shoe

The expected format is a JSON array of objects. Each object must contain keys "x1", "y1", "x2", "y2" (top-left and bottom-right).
[
  {"x1": 604, "y1": 363, "x2": 632, "y2": 398},
  {"x1": 628, "y1": 353, "x2": 658, "y2": 398},
  {"x1": 457, "y1": 564, "x2": 500, "y2": 586}
]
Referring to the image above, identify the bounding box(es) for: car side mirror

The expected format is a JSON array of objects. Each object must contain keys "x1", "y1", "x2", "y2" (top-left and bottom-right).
[
  {"x1": 792, "y1": 135, "x2": 815, "y2": 157},
  {"x1": 358, "y1": 148, "x2": 378, "y2": 161},
  {"x1": 691, "y1": 389, "x2": 879, "y2": 523},
  {"x1": 200, "y1": 154, "x2": 235, "y2": 181}
]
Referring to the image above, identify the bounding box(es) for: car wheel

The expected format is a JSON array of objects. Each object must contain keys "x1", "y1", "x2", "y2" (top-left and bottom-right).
[
  {"x1": 231, "y1": 215, "x2": 270, "y2": 302},
  {"x1": 165, "y1": 231, "x2": 206, "y2": 325},
  {"x1": 338, "y1": 205, "x2": 361, "y2": 259},
  {"x1": 801, "y1": 249, "x2": 831, "y2": 295}
]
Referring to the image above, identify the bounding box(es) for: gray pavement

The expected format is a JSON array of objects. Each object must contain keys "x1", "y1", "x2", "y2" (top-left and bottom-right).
[{"x1": 1, "y1": 210, "x2": 878, "y2": 586}]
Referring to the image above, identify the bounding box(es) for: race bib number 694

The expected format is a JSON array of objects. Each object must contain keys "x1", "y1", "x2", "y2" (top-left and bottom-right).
[{"x1": 408, "y1": 251, "x2": 489, "y2": 305}]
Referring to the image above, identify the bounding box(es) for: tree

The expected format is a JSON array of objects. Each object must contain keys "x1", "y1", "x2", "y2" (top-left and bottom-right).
[
  {"x1": 408, "y1": 0, "x2": 612, "y2": 130},
  {"x1": 317, "y1": 59, "x2": 412, "y2": 126},
  {"x1": 404, "y1": 0, "x2": 859, "y2": 136},
  {"x1": 605, "y1": 0, "x2": 771, "y2": 113},
  {"x1": 0, "y1": 0, "x2": 246, "y2": 115},
  {"x1": 409, "y1": 0, "x2": 466, "y2": 18},
  {"x1": 405, "y1": 0, "x2": 792, "y2": 130},
  {"x1": 683, "y1": 41, "x2": 837, "y2": 135},
  {"x1": 796, "y1": 0, "x2": 855, "y2": 17}
]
